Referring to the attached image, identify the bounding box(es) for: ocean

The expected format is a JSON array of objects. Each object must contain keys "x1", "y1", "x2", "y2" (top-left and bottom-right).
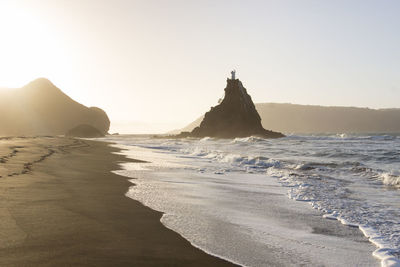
[{"x1": 102, "y1": 134, "x2": 400, "y2": 267}]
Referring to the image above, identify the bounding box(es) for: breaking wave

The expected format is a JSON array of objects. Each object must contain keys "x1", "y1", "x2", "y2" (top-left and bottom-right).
[{"x1": 104, "y1": 133, "x2": 400, "y2": 266}]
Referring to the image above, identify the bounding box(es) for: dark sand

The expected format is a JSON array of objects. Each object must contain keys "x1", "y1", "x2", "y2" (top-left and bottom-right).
[{"x1": 0, "y1": 137, "x2": 234, "y2": 266}]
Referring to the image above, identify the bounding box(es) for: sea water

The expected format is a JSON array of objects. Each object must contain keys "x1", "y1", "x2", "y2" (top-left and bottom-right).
[{"x1": 103, "y1": 134, "x2": 400, "y2": 266}]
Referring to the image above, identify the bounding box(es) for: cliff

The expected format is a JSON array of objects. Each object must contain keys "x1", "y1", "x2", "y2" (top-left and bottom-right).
[
  {"x1": 179, "y1": 79, "x2": 284, "y2": 138},
  {"x1": 0, "y1": 78, "x2": 110, "y2": 136}
]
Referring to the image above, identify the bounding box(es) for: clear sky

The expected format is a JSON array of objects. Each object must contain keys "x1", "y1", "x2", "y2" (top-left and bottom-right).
[{"x1": 0, "y1": 0, "x2": 399, "y2": 133}]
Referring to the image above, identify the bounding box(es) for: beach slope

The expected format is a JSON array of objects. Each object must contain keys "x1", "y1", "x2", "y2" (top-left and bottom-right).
[{"x1": 0, "y1": 137, "x2": 233, "y2": 266}]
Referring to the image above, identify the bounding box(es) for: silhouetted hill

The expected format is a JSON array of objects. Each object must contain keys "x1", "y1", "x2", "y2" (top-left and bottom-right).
[
  {"x1": 175, "y1": 78, "x2": 283, "y2": 138},
  {"x1": 0, "y1": 78, "x2": 110, "y2": 136},
  {"x1": 174, "y1": 103, "x2": 400, "y2": 134}
]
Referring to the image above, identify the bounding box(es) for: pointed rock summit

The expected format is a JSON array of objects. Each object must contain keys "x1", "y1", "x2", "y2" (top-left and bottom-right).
[{"x1": 179, "y1": 72, "x2": 284, "y2": 139}]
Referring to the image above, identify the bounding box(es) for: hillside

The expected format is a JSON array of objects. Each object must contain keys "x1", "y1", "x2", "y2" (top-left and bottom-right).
[
  {"x1": 174, "y1": 103, "x2": 400, "y2": 134},
  {"x1": 0, "y1": 78, "x2": 110, "y2": 136}
]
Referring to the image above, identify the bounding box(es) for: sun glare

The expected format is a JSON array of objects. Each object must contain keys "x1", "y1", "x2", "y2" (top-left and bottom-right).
[{"x1": 0, "y1": 2, "x2": 63, "y2": 88}]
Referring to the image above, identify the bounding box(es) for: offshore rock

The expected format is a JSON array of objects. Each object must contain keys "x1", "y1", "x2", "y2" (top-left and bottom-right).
[{"x1": 179, "y1": 78, "x2": 284, "y2": 139}]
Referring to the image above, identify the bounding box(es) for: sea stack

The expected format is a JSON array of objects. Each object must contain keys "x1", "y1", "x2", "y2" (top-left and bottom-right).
[{"x1": 180, "y1": 71, "x2": 284, "y2": 139}]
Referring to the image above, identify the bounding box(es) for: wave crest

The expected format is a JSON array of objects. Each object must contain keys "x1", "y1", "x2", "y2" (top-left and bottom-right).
[{"x1": 381, "y1": 172, "x2": 400, "y2": 186}]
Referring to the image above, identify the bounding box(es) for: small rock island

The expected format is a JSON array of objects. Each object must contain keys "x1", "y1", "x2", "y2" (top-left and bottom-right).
[{"x1": 177, "y1": 71, "x2": 284, "y2": 139}]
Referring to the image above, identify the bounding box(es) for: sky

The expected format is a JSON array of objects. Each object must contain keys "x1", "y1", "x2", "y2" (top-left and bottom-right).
[{"x1": 0, "y1": 0, "x2": 399, "y2": 133}]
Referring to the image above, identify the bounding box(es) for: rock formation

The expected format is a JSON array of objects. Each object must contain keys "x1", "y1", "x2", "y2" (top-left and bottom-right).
[
  {"x1": 177, "y1": 77, "x2": 284, "y2": 138},
  {"x1": 66, "y1": 124, "x2": 104, "y2": 138},
  {"x1": 0, "y1": 78, "x2": 110, "y2": 136}
]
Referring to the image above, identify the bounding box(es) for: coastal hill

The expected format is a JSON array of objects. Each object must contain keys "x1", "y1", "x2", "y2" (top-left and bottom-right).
[
  {"x1": 176, "y1": 73, "x2": 284, "y2": 138},
  {"x1": 66, "y1": 124, "x2": 105, "y2": 138},
  {"x1": 0, "y1": 78, "x2": 110, "y2": 136},
  {"x1": 174, "y1": 103, "x2": 400, "y2": 134}
]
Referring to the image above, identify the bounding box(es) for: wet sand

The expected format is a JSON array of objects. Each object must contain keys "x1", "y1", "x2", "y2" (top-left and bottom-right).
[{"x1": 0, "y1": 137, "x2": 234, "y2": 266}]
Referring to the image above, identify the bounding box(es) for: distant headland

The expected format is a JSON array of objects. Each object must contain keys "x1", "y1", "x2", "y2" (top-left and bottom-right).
[{"x1": 174, "y1": 103, "x2": 400, "y2": 135}]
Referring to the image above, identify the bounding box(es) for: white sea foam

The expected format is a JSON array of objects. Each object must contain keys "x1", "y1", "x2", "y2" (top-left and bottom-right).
[
  {"x1": 102, "y1": 134, "x2": 400, "y2": 266},
  {"x1": 381, "y1": 172, "x2": 400, "y2": 187},
  {"x1": 231, "y1": 136, "x2": 266, "y2": 143}
]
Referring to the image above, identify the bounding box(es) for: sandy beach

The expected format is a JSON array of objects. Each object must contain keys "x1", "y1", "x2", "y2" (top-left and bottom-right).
[{"x1": 0, "y1": 136, "x2": 233, "y2": 266}]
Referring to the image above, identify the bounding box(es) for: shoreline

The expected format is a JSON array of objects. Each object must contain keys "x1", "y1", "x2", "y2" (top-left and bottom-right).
[
  {"x1": 111, "y1": 140, "x2": 380, "y2": 267},
  {"x1": 0, "y1": 137, "x2": 234, "y2": 266}
]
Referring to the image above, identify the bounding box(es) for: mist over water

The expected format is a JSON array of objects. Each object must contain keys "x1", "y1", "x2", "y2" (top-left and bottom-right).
[{"x1": 106, "y1": 134, "x2": 400, "y2": 266}]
